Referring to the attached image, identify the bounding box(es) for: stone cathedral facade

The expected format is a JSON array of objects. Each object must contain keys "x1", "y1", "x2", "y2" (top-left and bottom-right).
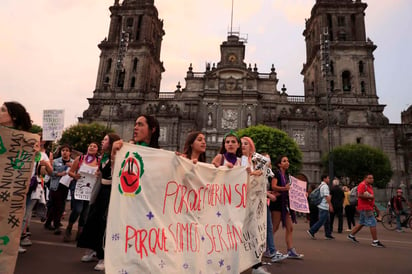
[{"x1": 81, "y1": 0, "x2": 408, "y2": 186}]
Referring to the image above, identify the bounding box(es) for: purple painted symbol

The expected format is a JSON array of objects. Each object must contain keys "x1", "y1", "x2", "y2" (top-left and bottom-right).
[
  {"x1": 219, "y1": 259, "x2": 224, "y2": 267},
  {"x1": 216, "y1": 211, "x2": 221, "y2": 217},
  {"x1": 147, "y1": 211, "x2": 154, "y2": 220}
]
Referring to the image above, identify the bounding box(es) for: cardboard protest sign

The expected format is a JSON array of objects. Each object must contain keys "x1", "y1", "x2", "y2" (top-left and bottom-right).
[
  {"x1": 0, "y1": 126, "x2": 39, "y2": 274},
  {"x1": 105, "y1": 143, "x2": 267, "y2": 273},
  {"x1": 42, "y1": 109, "x2": 64, "y2": 141},
  {"x1": 289, "y1": 176, "x2": 310, "y2": 213}
]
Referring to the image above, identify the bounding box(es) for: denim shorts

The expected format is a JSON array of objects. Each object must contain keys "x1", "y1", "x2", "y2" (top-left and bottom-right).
[{"x1": 359, "y1": 210, "x2": 376, "y2": 227}]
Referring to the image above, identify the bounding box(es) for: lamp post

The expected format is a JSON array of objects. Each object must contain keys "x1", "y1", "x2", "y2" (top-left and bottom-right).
[
  {"x1": 107, "y1": 30, "x2": 129, "y2": 129},
  {"x1": 320, "y1": 27, "x2": 334, "y2": 182}
]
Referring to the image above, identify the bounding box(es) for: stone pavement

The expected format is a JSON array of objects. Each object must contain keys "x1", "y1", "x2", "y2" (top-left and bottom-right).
[{"x1": 15, "y1": 215, "x2": 412, "y2": 274}]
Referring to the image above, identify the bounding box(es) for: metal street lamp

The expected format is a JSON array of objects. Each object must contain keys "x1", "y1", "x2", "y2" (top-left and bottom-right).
[{"x1": 320, "y1": 27, "x2": 334, "y2": 182}]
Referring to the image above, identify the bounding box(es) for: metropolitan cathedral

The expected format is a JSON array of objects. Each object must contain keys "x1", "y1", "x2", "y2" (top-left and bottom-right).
[{"x1": 81, "y1": 0, "x2": 411, "y2": 186}]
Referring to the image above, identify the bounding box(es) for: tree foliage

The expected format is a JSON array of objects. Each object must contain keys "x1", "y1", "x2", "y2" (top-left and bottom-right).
[
  {"x1": 29, "y1": 124, "x2": 42, "y2": 134},
  {"x1": 59, "y1": 123, "x2": 113, "y2": 153},
  {"x1": 237, "y1": 125, "x2": 302, "y2": 174},
  {"x1": 322, "y1": 143, "x2": 393, "y2": 188}
]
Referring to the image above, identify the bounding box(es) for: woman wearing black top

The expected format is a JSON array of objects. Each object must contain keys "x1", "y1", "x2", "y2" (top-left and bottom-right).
[{"x1": 77, "y1": 133, "x2": 120, "y2": 271}]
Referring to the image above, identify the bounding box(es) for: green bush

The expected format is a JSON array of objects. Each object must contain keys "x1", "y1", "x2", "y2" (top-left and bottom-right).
[{"x1": 237, "y1": 125, "x2": 302, "y2": 174}]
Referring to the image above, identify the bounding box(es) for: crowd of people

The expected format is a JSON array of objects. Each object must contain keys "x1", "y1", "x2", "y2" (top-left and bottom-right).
[{"x1": 1, "y1": 101, "x2": 411, "y2": 273}]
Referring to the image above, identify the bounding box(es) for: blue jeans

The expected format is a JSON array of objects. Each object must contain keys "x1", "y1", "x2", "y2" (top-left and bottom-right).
[
  {"x1": 266, "y1": 205, "x2": 276, "y2": 253},
  {"x1": 68, "y1": 191, "x2": 89, "y2": 226},
  {"x1": 309, "y1": 208, "x2": 332, "y2": 236},
  {"x1": 395, "y1": 209, "x2": 407, "y2": 230}
]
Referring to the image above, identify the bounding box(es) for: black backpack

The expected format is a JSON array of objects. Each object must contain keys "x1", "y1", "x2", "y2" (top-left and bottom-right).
[{"x1": 309, "y1": 185, "x2": 322, "y2": 206}]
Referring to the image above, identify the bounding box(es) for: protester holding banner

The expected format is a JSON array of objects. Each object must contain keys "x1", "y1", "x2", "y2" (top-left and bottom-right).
[
  {"x1": 45, "y1": 144, "x2": 73, "y2": 235},
  {"x1": 64, "y1": 142, "x2": 99, "y2": 242},
  {"x1": 77, "y1": 133, "x2": 120, "y2": 271},
  {"x1": 211, "y1": 130, "x2": 242, "y2": 168},
  {"x1": 0, "y1": 101, "x2": 33, "y2": 256},
  {"x1": 0, "y1": 126, "x2": 39, "y2": 273},
  {"x1": 181, "y1": 131, "x2": 206, "y2": 163},
  {"x1": 0, "y1": 101, "x2": 32, "y2": 131},
  {"x1": 269, "y1": 155, "x2": 304, "y2": 259},
  {"x1": 241, "y1": 137, "x2": 287, "y2": 274},
  {"x1": 111, "y1": 115, "x2": 160, "y2": 165}
]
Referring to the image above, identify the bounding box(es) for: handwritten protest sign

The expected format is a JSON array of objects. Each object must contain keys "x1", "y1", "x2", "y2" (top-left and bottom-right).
[
  {"x1": 74, "y1": 172, "x2": 97, "y2": 201},
  {"x1": 106, "y1": 143, "x2": 267, "y2": 273},
  {"x1": 42, "y1": 109, "x2": 64, "y2": 141},
  {"x1": 0, "y1": 126, "x2": 38, "y2": 274},
  {"x1": 289, "y1": 176, "x2": 310, "y2": 213}
]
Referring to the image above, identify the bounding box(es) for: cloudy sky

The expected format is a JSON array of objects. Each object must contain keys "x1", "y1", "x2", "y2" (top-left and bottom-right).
[{"x1": 1, "y1": 0, "x2": 411, "y2": 128}]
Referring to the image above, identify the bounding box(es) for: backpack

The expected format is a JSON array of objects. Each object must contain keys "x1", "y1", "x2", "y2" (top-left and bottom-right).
[
  {"x1": 349, "y1": 186, "x2": 358, "y2": 206},
  {"x1": 309, "y1": 185, "x2": 322, "y2": 206}
]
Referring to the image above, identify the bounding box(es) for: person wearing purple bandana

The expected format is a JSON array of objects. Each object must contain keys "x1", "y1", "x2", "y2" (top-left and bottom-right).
[
  {"x1": 211, "y1": 130, "x2": 242, "y2": 168},
  {"x1": 269, "y1": 155, "x2": 304, "y2": 259}
]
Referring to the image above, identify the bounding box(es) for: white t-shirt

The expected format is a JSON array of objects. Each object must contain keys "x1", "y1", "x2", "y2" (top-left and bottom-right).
[
  {"x1": 318, "y1": 181, "x2": 330, "y2": 210},
  {"x1": 32, "y1": 151, "x2": 49, "y2": 178}
]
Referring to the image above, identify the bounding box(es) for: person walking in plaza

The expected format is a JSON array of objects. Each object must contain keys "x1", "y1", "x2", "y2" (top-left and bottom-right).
[
  {"x1": 45, "y1": 144, "x2": 73, "y2": 235},
  {"x1": 329, "y1": 178, "x2": 344, "y2": 233},
  {"x1": 307, "y1": 183, "x2": 319, "y2": 228},
  {"x1": 270, "y1": 155, "x2": 304, "y2": 259},
  {"x1": 77, "y1": 133, "x2": 120, "y2": 271},
  {"x1": 347, "y1": 173, "x2": 385, "y2": 247},
  {"x1": 307, "y1": 175, "x2": 334, "y2": 240},
  {"x1": 391, "y1": 188, "x2": 411, "y2": 232},
  {"x1": 343, "y1": 186, "x2": 356, "y2": 231}
]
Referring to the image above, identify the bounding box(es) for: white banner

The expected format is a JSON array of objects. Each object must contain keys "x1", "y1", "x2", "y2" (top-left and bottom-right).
[
  {"x1": 106, "y1": 143, "x2": 267, "y2": 273},
  {"x1": 289, "y1": 176, "x2": 310, "y2": 213},
  {"x1": 42, "y1": 109, "x2": 64, "y2": 141}
]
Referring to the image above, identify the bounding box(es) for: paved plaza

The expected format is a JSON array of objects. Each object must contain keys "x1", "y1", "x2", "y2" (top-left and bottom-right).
[{"x1": 15, "y1": 215, "x2": 412, "y2": 274}]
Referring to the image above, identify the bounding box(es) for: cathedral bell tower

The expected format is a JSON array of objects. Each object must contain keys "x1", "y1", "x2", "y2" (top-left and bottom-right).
[
  {"x1": 301, "y1": 0, "x2": 388, "y2": 127},
  {"x1": 80, "y1": 0, "x2": 165, "y2": 137}
]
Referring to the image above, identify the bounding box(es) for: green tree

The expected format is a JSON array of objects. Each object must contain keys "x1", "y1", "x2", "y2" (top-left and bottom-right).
[
  {"x1": 237, "y1": 125, "x2": 302, "y2": 174},
  {"x1": 322, "y1": 144, "x2": 393, "y2": 188},
  {"x1": 59, "y1": 123, "x2": 113, "y2": 153},
  {"x1": 29, "y1": 124, "x2": 42, "y2": 134}
]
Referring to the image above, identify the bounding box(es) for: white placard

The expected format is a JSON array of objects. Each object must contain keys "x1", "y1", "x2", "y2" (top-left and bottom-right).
[{"x1": 42, "y1": 109, "x2": 64, "y2": 140}]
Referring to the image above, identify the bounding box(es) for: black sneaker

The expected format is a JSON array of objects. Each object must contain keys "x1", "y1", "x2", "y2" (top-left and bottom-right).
[
  {"x1": 347, "y1": 234, "x2": 359, "y2": 243},
  {"x1": 44, "y1": 223, "x2": 55, "y2": 231},
  {"x1": 306, "y1": 230, "x2": 315, "y2": 239},
  {"x1": 371, "y1": 241, "x2": 385, "y2": 248},
  {"x1": 325, "y1": 235, "x2": 335, "y2": 240}
]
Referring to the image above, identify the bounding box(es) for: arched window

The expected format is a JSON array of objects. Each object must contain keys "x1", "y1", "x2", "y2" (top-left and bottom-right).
[
  {"x1": 126, "y1": 18, "x2": 134, "y2": 28},
  {"x1": 104, "y1": 77, "x2": 110, "y2": 84},
  {"x1": 106, "y1": 58, "x2": 112, "y2": 73},
  {"x1": 338, "y1": 31, "x2": 346, "y2": 41},
  {"x1": 342, "y1": 71, "x2": 351, "y2": 92},
  {"x1": 130, "y1": 77, "x2": 136, "y2": 88},
  {"x1": 330, "y1": 80, "x2": 335, "y2": 92},
  {"x1": 117, "y1": 71, "x2": 125, "y2": 88},
  {"x1": 330, "y1": 60, "x2": 334, "y2": 75},
  {"x1": 361, "y1": 81, "x2": 366, "y2": 94},
  {"x1": 358, "y1": 61, "x2": 364, "y2": 74},
  {"x1": 133, "y1": 58, "x2": 138, "y2": 72}
]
